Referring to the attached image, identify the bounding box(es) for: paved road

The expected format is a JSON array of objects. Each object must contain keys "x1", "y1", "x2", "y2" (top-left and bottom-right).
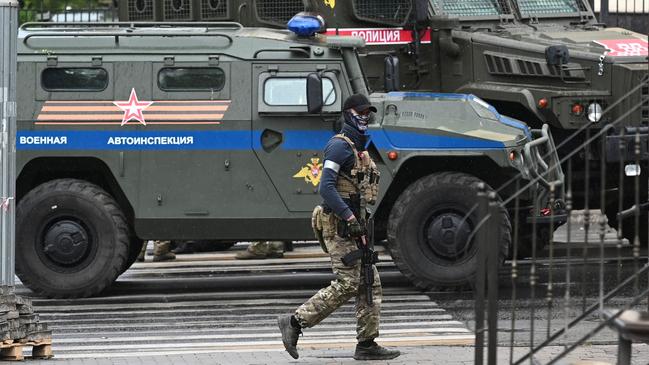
[
  {"x1": 13, "y1": 215, "x2": 649, "y2": 364},
  {"x1": 16, "y1": 243, "x2": 472, "y2": 359}
]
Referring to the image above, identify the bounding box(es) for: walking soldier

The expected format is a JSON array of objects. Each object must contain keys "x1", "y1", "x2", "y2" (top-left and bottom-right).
[{"x1": 278, "y1": 94, "x2": 400, "y2": 360}]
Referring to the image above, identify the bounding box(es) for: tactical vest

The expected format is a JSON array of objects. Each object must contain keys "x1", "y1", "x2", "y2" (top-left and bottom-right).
[
  {"x1": 333, "y1": 134, "x2": 380, "y2": 206},
  {"x1": 311, "y1": 133, "x2": 380, "y2": 246}
]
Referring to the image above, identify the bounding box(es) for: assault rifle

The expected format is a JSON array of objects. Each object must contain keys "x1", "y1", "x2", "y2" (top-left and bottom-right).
[{"x1": 341, "y1": 217, "x2": 379, "y2": 306}]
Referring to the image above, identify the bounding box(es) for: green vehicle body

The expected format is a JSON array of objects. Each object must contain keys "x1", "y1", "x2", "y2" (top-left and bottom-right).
[
  {"x1": 118, "y1": 0, "x2": 649, "y2": 136},
  {"x1": 314, "y1": 0, "x2": 648, "y2": 135},
  {"x1": 15, "y1": 22, "x2": 562, "y2": 298},
  {"x1": 119, "y1": 0, "x2": 647, "y2": 238}
]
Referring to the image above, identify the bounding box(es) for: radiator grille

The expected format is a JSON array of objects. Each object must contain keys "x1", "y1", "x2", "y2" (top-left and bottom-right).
[
  {"x1": 517, "y1": 59, "x2": 543, "y2": 76},
  {"x1": 484, "y1": 52, "x2": 585, "y2": 80},
  {"x1": 485, "y1": 53, "x2": 514, "y2": 74}
]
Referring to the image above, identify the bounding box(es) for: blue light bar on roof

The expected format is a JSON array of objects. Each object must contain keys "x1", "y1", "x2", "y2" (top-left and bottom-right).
[{"x1": 287, "y1": 12, "x2": 325, "y2": 37}]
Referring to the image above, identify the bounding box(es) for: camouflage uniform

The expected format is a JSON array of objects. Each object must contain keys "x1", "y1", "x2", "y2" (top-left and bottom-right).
[
  {"x1": 280, "y1": 94, "x2": 398, "y2": 361},
  {"x1": 295, "y1": 234, "x2": 381, "y2": 341},
  {"x1": 295, "y1": 130, "x2": 382, "y2": 341}
]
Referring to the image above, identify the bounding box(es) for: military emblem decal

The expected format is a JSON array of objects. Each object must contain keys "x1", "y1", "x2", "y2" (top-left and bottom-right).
[
  {"x1": 323, "y1": 0, "x2": 335, "y2": 9},
  {"x1": 35, "y1": 91, "x2": 231, "y2": 126},
  {"x1": 113, "y1": 88, "x2": 153, "y2": 126},
  {"x1": 293, "y1": 158, "x2": 324, "y2": 186}
]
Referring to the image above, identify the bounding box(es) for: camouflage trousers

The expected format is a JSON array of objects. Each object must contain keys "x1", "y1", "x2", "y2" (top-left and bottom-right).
[{"x1": 294, "y1": 235, "x2": 382, "y2": 342}]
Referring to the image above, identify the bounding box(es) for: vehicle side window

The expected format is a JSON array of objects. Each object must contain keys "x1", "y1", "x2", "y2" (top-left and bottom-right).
[
  {"x1": 158, "y1": 67, "x2": 225, "y2": 91},
  {"x1": 263, "y1": 78, "x2": 336, "y2": 106},
  {"x1": 41, "y1": 68, "x2": 108, "y2": 91}
]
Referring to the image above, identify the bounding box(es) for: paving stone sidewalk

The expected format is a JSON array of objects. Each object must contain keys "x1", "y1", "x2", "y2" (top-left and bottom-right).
[{"x1": 21, "y1": 344, "x2": 649, "y2": 365}]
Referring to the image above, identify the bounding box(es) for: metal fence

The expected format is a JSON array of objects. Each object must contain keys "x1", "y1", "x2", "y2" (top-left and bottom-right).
[
  {"x1": 593, "y1": 0, "x2": 649, "y2": 33},
  {"x1": 594, "y1": 0, "x2": 648, "y2": 13},
  {"x1": 473, "y1": 75, "x2": 649, "y2": 364}
]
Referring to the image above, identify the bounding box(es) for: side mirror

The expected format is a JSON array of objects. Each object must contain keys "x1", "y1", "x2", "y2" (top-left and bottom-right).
[
  {"x1": 384, "y1": 55, "x2": 400, "y2": 92},
  {"x1": 306, "y1": 73, "x2": 323, "y2": 114}
]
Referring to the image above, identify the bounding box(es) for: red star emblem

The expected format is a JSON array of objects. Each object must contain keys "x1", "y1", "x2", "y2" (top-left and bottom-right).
[{"x1": 113, "y1": 88, "x2": 153, "y2": 126}]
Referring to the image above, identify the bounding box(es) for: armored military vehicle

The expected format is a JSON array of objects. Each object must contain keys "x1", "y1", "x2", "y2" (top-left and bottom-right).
[
  {"x1": 118, "y1": 0, "x2": 648, "y2": 240},
  {"x1": 117, "y1": 0, "x2": 648, "y2": 136},
  {"x1": 15, "y1": 20, "x2": 562, "y2": 298}
]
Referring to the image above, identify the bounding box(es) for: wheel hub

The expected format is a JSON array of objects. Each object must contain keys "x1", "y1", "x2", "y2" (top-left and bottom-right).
[
  {"x1": 43, "y1": 220, "x2": 90, "y2": 266},
  {"x1": 426, "y1": 213, "x2": 472, "y2": 259}
]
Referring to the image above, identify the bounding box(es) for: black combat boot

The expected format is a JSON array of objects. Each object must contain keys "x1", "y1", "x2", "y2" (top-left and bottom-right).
[
  {"x1": 353, "y1": 340, "x2": 400, "y2": 360},
  {"x1": 277, "y1": 315, "x2": 301, "y2": 359}
]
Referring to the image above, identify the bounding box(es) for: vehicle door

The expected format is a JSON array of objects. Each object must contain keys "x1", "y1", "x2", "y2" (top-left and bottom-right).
[
  {"x1": 252, "y1": 62, "x2": 345, "y2": 212},
  {"x1": 133, "y1": 58, "x2": 284, "y2": 238}
]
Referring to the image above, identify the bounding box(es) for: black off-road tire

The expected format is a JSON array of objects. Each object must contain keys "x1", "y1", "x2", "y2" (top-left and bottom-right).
[
  {"x1": 387, "y1": 172, "x2": 511, "y2": 289},
  {"x1": 16, "y1": 179, "x2": 129, "y2": 298},
  {"x1": 122, "y1": 235, "x2": 144, "y2": 274}
]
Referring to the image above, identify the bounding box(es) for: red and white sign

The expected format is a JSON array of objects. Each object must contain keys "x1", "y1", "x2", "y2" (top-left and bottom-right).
[
  {"x1": 325, "y1": 28, "x2": 432, "y2": 45},
  {"x1": 594, "y1": 39, "x2": 648, "y2": 57}
]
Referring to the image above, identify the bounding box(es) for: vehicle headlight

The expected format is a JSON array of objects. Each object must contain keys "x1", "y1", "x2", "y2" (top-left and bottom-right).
[{"x1": 587, "y1": 103, "x2": 603, "y2": 123}]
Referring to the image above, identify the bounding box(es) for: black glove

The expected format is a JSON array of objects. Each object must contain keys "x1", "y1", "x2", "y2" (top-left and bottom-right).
[{"x1": 347, "y1": 217, "x2": 364, "y2": 238}]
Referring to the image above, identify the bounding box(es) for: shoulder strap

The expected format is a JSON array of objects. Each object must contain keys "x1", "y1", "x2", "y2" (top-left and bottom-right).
[
  {"x1": 333, "y1": 134, "x2": 358, "y2": 154},
  {"x1": 332, "y1": 134, "x2": 361, "y2": 187}
]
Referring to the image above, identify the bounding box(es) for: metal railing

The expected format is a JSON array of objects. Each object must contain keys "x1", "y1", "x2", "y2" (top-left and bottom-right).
[
  {"x1": 473, "y1": 75, "x2": 649, "y2": 364},
  {"x1": 593, "y1": 0, "x2": 649, "y2": 33},
  {"x1": 1, "y1": 0, "x2": 18, "y2": 289}
]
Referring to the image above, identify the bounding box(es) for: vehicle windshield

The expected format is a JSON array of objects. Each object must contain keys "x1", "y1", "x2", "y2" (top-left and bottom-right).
[
  {"x1": 434, "y1": 0, "x2": 505, "y2": 17},
  {"x1": 430, "y1": 0, "x2": 587, "y2": 19},
  {"x1": 515, "y1": 0, "x2": 581, "y2": 17}
]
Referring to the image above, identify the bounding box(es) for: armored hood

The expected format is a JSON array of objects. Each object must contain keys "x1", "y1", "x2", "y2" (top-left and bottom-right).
[{"x1": 369, "y1": 92, "x2": 530, "y2": 149}]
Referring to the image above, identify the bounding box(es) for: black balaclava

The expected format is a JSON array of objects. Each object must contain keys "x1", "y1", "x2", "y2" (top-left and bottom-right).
[{"x1": 341, "y1": 110, "x2": 368, "y2": 151}]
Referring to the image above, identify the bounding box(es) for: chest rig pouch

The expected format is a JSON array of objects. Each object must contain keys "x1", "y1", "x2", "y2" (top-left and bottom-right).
[
  {"x1": 333, "y1": 134, "x2": 380, "y2": 206},
  {"x1": 311, "y1": 134, "x2": 381, "y2": 247},
  {"x1": 311, "y1": 205, "x2": 336, "y2": 253}
]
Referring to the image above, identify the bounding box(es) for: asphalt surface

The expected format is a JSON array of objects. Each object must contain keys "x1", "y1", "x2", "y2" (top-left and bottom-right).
[
  {"x1": 15, "y1": 243, "x2": 472, "y2": 359},
  {"x1": 11, "y1": 214, "x2": 649, "y2": 364}
]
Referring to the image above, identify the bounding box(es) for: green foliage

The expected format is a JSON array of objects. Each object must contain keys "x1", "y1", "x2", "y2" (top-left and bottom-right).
[{"x1": 19, "y1": 10, "x2": 36, "y2": 23}]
